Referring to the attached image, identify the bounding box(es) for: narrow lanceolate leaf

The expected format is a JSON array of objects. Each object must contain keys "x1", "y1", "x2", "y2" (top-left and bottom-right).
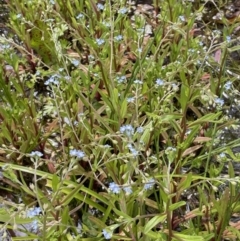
[
  {"x1": 188, "y1": 112, "x2": 222, "y2": 127},
  {"x1": 143, "y1": 214, "x2": 167, "y2": 234},
  {"x1": 120, "y1": 99, "x2": 127, "y2": 119},
  {"x1": 173, "y1": 232, "x2": 204, "y2": 241},
  {"x1": 169, "y1": 201, "x2": 186, "y2": 211}
]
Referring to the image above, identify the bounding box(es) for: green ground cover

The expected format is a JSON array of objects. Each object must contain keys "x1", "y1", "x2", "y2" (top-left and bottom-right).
[{"x1": 0, "y1": 0, "x2": 240, "y2": 240}]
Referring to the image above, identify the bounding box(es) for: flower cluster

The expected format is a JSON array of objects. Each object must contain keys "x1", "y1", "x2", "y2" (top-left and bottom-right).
[
  {"x1": 29, "y1": 219, "x2": 38, "y2": 233},
  {"x1": 30, "y1": 151, "x2": 43, "y2": 158},
  {"x1": 71, "y1": 59, "x2": 80, "y2": 67},
  {"x1": 45, "y1": 74, "x2": 60, "y2": 85},
  {"x1": 109, "y1": 182, "x2": 121, "y2": 194},
  {"x1": 144, "y1": 178, "x2": 155, "y2": 190},
  {"x1": 215, "y1": 98, "x2": 224, "y2": 107},
  {"x1": 134, "y1": 79, "x2": 143, "y2": 85},
  {"x1": 70, "y1": 149, "x2": 85, "y2": 159},
  {"x1": 127, "y1": 143, "x2": 138, "y2": 157},
  {"x1": 116, "y1": 75, "x2": 126, "y2": 84},
  {"x1": 114, "y1": 35, "x2": 123, "y2": 41},
  {"x1": 120, "y1": 124, "x2": 134, "y2": 137},
  {"x1": 224, "y1": 81, "x2": 232, "y2": 90},
  {"x1": 127, "y1": 97, "x2": 135, "y2": 103},
  {"x1": 118, "y1": 7, "x2": 128, "y2": 14},
  {"x1": 120, "y1": 125, "x2": 144, "y2": 137},
  {"x1": 109, "y1": 182, "x2": 133, "y2": 194},
  {"x1": 96, "y1": 38, "x2": 105, "y2": 46},
  {"x1": 26, "y1": 207, "x2": 42, "y2": 218},
  {"x1": 25, "y1": 206, "x2": 42, "y2": 234}
]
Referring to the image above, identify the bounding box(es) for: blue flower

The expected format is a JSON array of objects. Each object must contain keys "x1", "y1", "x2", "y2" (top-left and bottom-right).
[
  {"x1": 178, "y1": 15, "x2": 185, "y2": 22},
  {"x1": 116, "y1": 76, "x2": 126, "y2": 84},
  {"x1": 102, "y1": 229, "x2": 112, "y2": 239},
  {"x1": 144, "y1": 178, "x2": 155, "y2": 190},
  {"x1": 118, "y1": 7, "x2": 128, "y2": 14},
  {"x1": 29, "y1": 219, "x2": 38, "y2": 233},
  {"x1": 71, "y1": 59, "x2": 80, "y2": 67},
  {"x1": 30, "y1": 151, "x2": 43, "y2": 158},
  {"x1": 120, "y1": 125, "x2": 134, "y2": 137},
  {"x1": 171, "y1": 83, "x2": 179, "y2": 91},
  {"x1": 188, "y1": 48, "x2": 195, "y2": 53},
  {"x1": 185, "y1": 129, "x2": 191, "y2": 135},
  {"x1": 226, "y1": 36, "x2": 231, "y2": 43},
  {"x1": 45, "y1": 74, "x2": 60, "y2": 85},
  {"x1": 64, "y1": 117, "x2": 71, "y2": 125},
  {"x1": 88, "y1": 54, "x2": 95, "y2": 60},
  {"x1": 70, "y1": 149, "x2": 85, "y2": 159},
  {"x1": 97, "y1": 3, "x2": 104, "y2": 10},
  {"x1": 215, "y1": 98, "x2": 224, "y2": 106},
  {"x1": 76, "y1": 221, "x2": 82, "y2": 234},
  {"x1": 134, "y1": 79, "x2": 143, "y2": 84},
  {"x1": 127, "y1": 97, "x2": 135, "y2": 103},
  {"x1": 114, "y1": 35, "x2": 123, "y2": 41},
  {"x1": 78, "y1": 112, "x2": 85, "y2": 118},
  {"x1": 16, "y1": 14, "x2": 22, "y2": 19},
  {"x1": 130, "y1": 148, "x2": 138, "y2": 157},
  {"x1": 123, "y1": 186, "x2": 132, "y2": 194},
  {"x1": 26, "y1": 207, "x2": 42, "y2": 218},
  {"x1": 102, "y1": 21, "x2": 111, "y2": 28},
  {"x1": 224, "y1": 81, "x2": 232, "y2": 90},
  {"x1": 166, "y1": 147, "x2": 176, "y2": 152},
  {"x1": 136, "y1": 127, "x2": 144, "y2": 133},
  {"x1": 156, "y1": 78, "x2": 164, "y2": 86},
  {"x1": 65, "y1": 76, "x2": 71, "y2": 81},
  {"x1": 96, "y1": 38, "x2": 105, "y2": 46},
  {"x1": 76, "y1": 13, "x2": 84, "y2": 19},
  {"x1": 104, "y1": 144, "x2": 111, "y2": 148},
  {"x1": 127, "y1": 144, "x2": 138, "y2": 157},
  {"x1": 219, "y1": 153, "x2": 226, "y2": 158},
  {"x1": 109, "y1": 182, "x2": 121, "y2": 194}
]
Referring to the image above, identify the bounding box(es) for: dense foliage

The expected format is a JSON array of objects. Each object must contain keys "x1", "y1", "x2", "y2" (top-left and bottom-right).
[{"x1": 0, "y1": 0, "x2": 240, "y2": 240}]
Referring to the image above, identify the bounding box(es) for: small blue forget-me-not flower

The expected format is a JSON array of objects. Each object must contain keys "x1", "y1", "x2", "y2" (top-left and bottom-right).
[
  {"x1": 96, "y1": 38, "x2": 105, "y2": 46},
  {"x1": 102, "y1": 229, "x2": 112, "y2": 239},
  {"x1": 120, "y1": 124, "x2": 134, "y2": 137},
  {"x1": 144, "y1": 178, "x2": 155, "y2": 190},
  {"x1": 156, "y1": 78, "x2": 165, "y2": 86},
  {"x1": 30, "y1": 151, "x2": 43, "y2": 158},
  {"x1": 109, "y1": 182, "x2": 121, "y2": 194},
  {"x1": 70, "y1": 149, "x2": 85, "y2": 159},
  {"x1": 118, "y1": 7, "x2": 128, "y2": 14}
]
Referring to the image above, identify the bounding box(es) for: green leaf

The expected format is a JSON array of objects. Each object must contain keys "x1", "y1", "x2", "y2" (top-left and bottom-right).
[
  {"x1": 143, "y1": 214, "x2": 167, "y2": 234},
  {"x1": 169, "y1": 201, "x2": 186, "y2": 211},
  {"x1": 177, "y1": 173, "x2": 192, "y2": 192},
  {"x1": 188, "y1": 112, "x2": 222, "y2": 127},
  {"x1": 173, "y1": 232, "x2": 204, "y2": 241},
  {"x1": 120, "y1": 99, "x2": 127, "y2": 119},
  {"x1": 146, "y1": 112, "x2": 182, "y2": 123},
  {"x1": 61, "y1": 206, "x2": 70, "y2": 231},
  {"x1": 52, "y1": 174, "x2": 60, "y2": 192},
  {"x1": 180, "y1": 83, "x2": 190, "y2": 110},
  {"x1": 144, "y1": 230, "x2": 166, "y2": 239}
]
